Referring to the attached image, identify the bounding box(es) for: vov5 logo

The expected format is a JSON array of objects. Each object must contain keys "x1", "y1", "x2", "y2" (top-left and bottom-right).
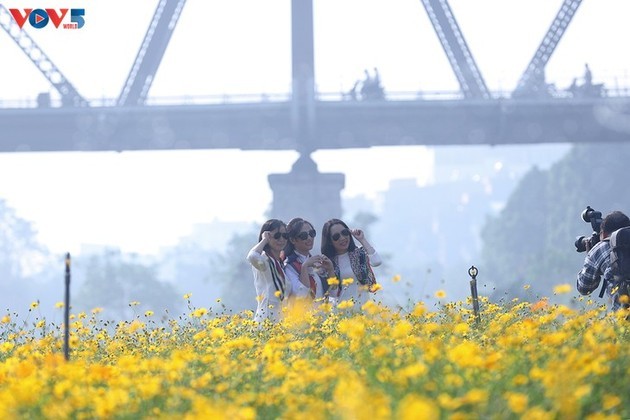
[{"x1": 9, "y1": 8, "x2": 85, "y2": 29}]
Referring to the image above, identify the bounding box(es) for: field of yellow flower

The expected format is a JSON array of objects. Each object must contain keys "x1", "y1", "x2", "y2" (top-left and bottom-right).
[{"x1": 0, "y1": 294, "x2": 628, "y2": 419}]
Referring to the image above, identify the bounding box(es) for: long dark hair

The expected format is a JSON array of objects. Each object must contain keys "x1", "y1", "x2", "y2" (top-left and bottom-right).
[
  {"x1": 258, "y1": 219, "x2": 286, "y2": 256},
  {"x1": 321, "y1": 218, "x2": 356, "y2": 260},
  {"x1": 284, "y1": 217, "x2": 314, "y2": 257}
]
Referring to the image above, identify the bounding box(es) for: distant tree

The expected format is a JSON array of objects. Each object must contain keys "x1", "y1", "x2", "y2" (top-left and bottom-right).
[
  {"x1": 481, "y1": 142, "x2": 630, "y2": 301},
  {"x1": 157, "y1": 222, "x2": 260, "y2": 316},
  {"x1": 158, "y1": 240, "x2": 221, "y2": 309},
  {"x1": 350, "y1": 211, "x2": 379, "y2": 237},
  {"x1": 75, "y1": 249, "x2": 182, "y2": 320},
  {"x1": 481, "y1": 167, "x2": 549, "y2": 298},
  {"x1": 211, "y1": 227, "x2": 258, "y2": 314},
  {"x1": 0, "y1": 199, "x2": 48, "y2": 279},
  {"x1": 0, "y1": 198, "x2": 51, "y2": 312}
]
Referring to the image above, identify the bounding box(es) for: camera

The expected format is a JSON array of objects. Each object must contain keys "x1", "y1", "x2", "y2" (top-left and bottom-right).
[{"x1": 574, "y1": 206, "x2": 603, "y2": 252}]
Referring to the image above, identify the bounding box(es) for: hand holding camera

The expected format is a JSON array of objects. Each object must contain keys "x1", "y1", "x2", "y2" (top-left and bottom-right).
[{"x1": 575, "y1": 206, "x2": 603, "y2": 252}]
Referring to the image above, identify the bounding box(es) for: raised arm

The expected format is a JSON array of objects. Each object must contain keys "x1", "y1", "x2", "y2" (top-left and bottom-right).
[
  {"x1": 246, "y1": 231, "x2": 271, "y2": 271},
  {"x1": 351, "y1": 229, "x2": 382, "y2": 266}
]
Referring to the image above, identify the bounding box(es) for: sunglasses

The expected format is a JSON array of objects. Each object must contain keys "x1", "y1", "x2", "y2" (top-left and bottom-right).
[
  {"x1": 331, "y1": 228, "x2": 351, "y2": 242},
  {"x1": 296, "y1": 230, "x2": 317, "y2": 240},
  {"x1": 272, "y1": 232, "x2": 288, "y2": 240}
]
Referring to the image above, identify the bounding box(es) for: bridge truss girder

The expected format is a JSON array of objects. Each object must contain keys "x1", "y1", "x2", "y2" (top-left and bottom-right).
[
  {"x1": 420, "y1": 0, "x2": 490, "y2": 100},
  {"x1": 513, "y1": 0, "x2": 583, "y2": 98},
  {"x1": 117, "y1": 0, "x2": 187, "y2": 107}
]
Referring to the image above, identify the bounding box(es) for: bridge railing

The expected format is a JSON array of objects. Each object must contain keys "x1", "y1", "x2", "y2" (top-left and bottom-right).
[
  {"x1": 145, "y1": 92, "x2": 292, "y2": 106},
  {"x1": 0, "y1": 92, "x2": 293, "y2": 109},
  {"x1": 316, "y1": 90, "x2": 466, "y2": 101},
  {"x1": 2, "y1": 86, "x2": 630, "y2": 109}
]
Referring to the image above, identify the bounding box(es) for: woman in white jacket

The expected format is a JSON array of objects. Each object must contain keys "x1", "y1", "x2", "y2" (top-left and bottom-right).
[{"x1": 246, "y1": 219, "x2": 291, "y2": 323}]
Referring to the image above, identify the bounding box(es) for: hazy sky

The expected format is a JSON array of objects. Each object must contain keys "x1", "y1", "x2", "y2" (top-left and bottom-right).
[{"x1": 0, "y1": 0, "x2": 629, "y2": 255}]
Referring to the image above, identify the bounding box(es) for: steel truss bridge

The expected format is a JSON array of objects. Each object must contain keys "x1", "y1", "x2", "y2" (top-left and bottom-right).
[{"x1": 1, "y1": 0, "x2": 629, "y2": 154}]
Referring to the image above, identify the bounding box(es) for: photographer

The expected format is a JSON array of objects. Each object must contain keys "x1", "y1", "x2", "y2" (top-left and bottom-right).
[{"x1": 577, "y1": 210, "x2": 630, "y2": 311}]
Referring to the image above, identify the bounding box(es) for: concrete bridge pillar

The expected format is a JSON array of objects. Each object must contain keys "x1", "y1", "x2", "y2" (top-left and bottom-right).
[
  {"x1": 269, "y1": 0, "x2": 345, "y2": 239},
  {"x1": 268, "y1": 154, "x2": 345, "y2": 239}
]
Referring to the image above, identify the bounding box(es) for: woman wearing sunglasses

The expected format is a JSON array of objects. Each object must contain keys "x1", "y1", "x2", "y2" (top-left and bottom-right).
[
  {"x1": 321, "y1": 218, "x2": 382, "y2": 306},
  {"x1": 284, "y1": 217, "x2": 334, "y2": 301},
  {"x1": 246, "y1": 219, "x2": 291, "y2": 323}
]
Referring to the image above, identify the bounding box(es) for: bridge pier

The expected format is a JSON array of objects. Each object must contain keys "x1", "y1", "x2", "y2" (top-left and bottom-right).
[
  {"x1": 267, "y1": 0, "x2": 346, "y2": 237},
  {"x1": 268, "y1": 154, "x2": 345, "y2": 238}
]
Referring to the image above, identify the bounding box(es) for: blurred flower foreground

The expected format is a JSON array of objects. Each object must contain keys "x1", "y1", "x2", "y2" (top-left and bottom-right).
[{"x1": 0, "y1": 294, "x2": 628, "y2": 419}]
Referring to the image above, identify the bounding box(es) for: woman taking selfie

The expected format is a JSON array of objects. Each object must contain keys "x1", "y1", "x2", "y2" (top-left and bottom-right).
[{"x1": 284, "y1": 217, "x2": 333, "y2": 301}]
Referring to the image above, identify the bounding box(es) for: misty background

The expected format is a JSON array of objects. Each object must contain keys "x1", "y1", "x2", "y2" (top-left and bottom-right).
[
  {"x1": 5, "y1": 140, "x2": 626, "y2": 322},
  {"x1": 1, "y1": 0, "x2": 630, "y2": 321}
]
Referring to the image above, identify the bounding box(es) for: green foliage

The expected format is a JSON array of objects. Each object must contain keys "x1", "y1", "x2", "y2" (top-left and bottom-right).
[
  {"x1": 158, "y1": 240, "x2": 223, "y2": 307},
  {"x1": 211, "y1": 226, "x2": 258, "y2": 313},
  {"x1": 0, "y1": 198, "x2": 47, "y2": 280},
  {"x1": 0, "y1": 199, "x2": 52, "y2": 313},
  {"x1": 481, "y1": 142, "x2": 630, "y2": 300},
  {"x1": 75, "y1": 249, "x2": 182, "y2": 319},
  {"x1": 349, "y1": 211, "x2": 379, "y2": 237}
]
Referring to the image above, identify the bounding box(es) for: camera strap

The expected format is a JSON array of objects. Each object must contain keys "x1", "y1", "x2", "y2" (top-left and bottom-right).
[
  {"x1": 598, "y1": 238, "x2": 611, "y2": 299},
  {"x1": 599, "y1": 279, "x2": 607, "y2": 298}
]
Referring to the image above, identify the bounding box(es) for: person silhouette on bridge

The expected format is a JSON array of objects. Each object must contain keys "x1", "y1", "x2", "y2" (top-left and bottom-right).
[
  {"x1": 359, "y1": 69, "x2": 373, "y2": 100},
  {"x1": 372, "y1": 67, "x2": 385, "y2": 99},
  {"x1": 584, "y1": 63, "x2": 593, "y2": 87},
  {"x1": 347, "y1": 80, "x2": 360, "y2": 101},
  {"x1": 579, "y1": 63, "x2": 605, "y2": 98},
  {"x1": 359, "y1": 68, "x2": 385, "y2": 101}
]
